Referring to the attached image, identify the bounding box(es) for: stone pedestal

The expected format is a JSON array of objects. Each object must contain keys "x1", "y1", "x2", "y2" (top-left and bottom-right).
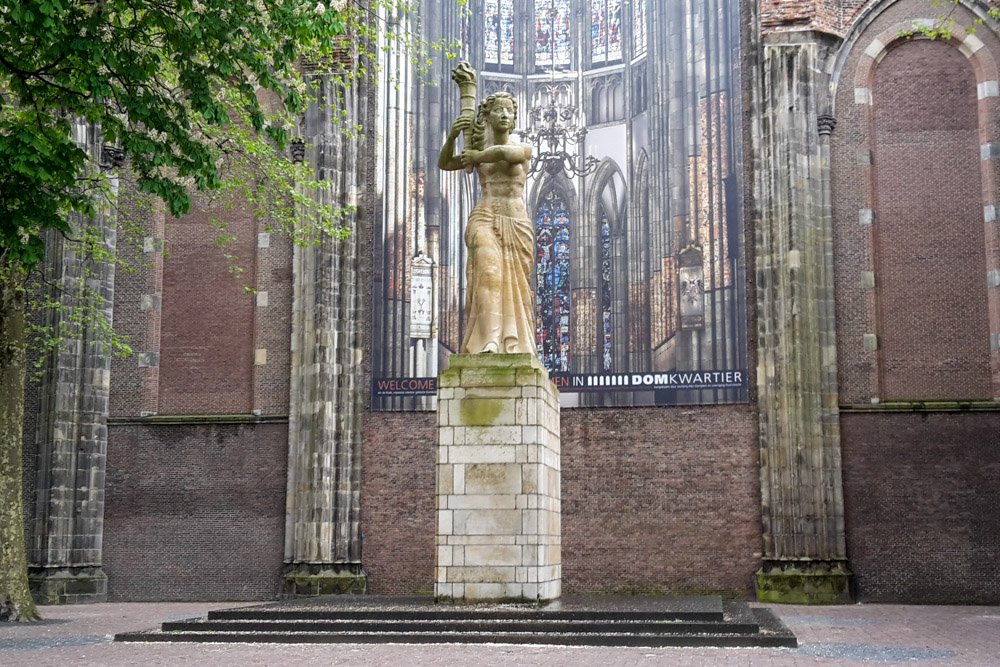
[{"x1": 435, "y1": 354, "x2": 561, "y2": 602}]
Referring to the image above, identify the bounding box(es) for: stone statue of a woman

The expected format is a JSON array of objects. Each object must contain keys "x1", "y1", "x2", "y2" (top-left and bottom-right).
[{"x1": 438, "y1": 92, "x2": 536, "y2": 355}]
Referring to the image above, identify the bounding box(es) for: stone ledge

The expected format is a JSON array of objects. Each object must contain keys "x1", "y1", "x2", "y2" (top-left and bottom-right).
[
  {"x1": 444, "y1": 353, "x2": 545, "y2": 370},
  {"x1": 108, "y1": 414, "x2": 289, "y2": 425},
  {"x1": 281, "y1": 564, "x2": 367, "y2": 598},
  {"x1": 840, "y1": 401, "x2": 1000, "y2": 413},
  {"x1": 29, "y1": 566, "x2": 107, "y2": 605},
  {"x1": 756, "y1": 560, "x2": 851, "y2": 605}
]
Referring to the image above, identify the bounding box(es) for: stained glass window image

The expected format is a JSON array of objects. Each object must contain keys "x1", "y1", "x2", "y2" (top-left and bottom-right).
[
  {"x1": 592, "y1": 0, "x2": 622, "y2": 64},
  {"x1": 600, "y1": 212, "x2": 613, "y2": 371},
  {"x1": 500, "y1": 0, "x2": 514, "y2": 65},
  {"x1": 634, "y1": 0, "x2": 647, "y2": 56},
  {"x1": 535, "y1": 0, "x2": 572, "y2": 68},
  {"x1": 592, "y1": 0, "x2": 607, "y2": 61},
  {"x1": 484, "y1": 0, "x2": 499, "y2": 63},
  {"x1": 485, "y1": 0, "x2": 514, "y2": 66},
  {"x1": 536, "y1": 190, "x2": 571, "y2": 372}
]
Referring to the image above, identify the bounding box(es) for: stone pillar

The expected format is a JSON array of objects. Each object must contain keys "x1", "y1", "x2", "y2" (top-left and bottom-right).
[
  {"x1": 753, "y1": 31, "x2": 851, "y2": 603},
  {"x1": 30, "y1": 122, "x2": 118, "y2": 604},
  {"x1": 282, "y1": 72, "x2": 366, "y2": 596},
  {"x1": 435, "y1": 354, "x2": 561, "y2": 602}
]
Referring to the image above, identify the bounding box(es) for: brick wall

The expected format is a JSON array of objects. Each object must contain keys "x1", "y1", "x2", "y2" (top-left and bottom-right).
[
  {"x1": 158, "y1": 205, "x2": 256, "y2": 415},
  {"x1": 103, "y1": 422, "x2": 288, "y2": 601},
  {"x1": 361, "y1": 405, "x2": 761, "y2": 597},
  {"x1": 841, "y1": 412, "x2": 1000, "y2": 603},
  {"x1": 108, "y1": 174, "x2": 156, "y2": 418},
  {"x1": 872, "y1": 40, "x2": 992, "y2": 400},
  {"x1": 760, "y1": 0, "x2": 871, "y2": 36},
  {"x1": 361, "y1": 412, "x2": 437, "y2": 595},
  {"x1": 252, "y1": 229, "x2": 293, "y2": 416}
]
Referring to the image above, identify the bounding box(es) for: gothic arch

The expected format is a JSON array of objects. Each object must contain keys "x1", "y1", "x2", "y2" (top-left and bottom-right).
[
  {"x1": 531, "y1": 173, "x2": 578, "y2": 373},
  {"x1": 831, "y1": 0, "x2": 1000, "y2": 100},
  {"x1": 588, "y1": 159, "x2": 628, "y2": 371},
  {"x1": 831, "y1": 6, "x2": 1000, "y2": 399},
  {"x1": 628, "y1": 149, "x2": 652, "y2": 369}
]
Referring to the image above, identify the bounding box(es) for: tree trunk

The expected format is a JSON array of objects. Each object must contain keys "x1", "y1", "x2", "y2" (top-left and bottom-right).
[{"x1": 0, "y1": 267, "x2": 40, "y2": 622}]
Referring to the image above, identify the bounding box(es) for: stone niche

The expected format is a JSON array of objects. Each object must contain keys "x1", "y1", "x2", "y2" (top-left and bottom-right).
[{"x1": 435, "y1": 353, "x2": 561, "y2": 602}]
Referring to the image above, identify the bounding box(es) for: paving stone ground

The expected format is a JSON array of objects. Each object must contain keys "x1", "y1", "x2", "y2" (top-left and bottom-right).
[{"x1": 2, "y1": 601, "x2": 998, "y2": 666}]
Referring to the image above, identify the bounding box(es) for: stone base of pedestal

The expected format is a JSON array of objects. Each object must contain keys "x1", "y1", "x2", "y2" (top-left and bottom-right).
[
  {"x1": 281, "y1": 564, "x2": 367, "y2": 598},
  {"x1": 756, "y1": 559, "x2": 853, "y2": 604},
  {"x1": 435, "y1": 354, "x2": 561, "y2": 602},
  {"x1": 29, "y1": 566, "x2": 108, "y2": 605}
]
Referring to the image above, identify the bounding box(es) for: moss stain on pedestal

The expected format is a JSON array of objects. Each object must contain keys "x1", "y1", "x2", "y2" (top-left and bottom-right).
[{"x1": 459, "y1": 397, "x2": 503, "y2": 425}]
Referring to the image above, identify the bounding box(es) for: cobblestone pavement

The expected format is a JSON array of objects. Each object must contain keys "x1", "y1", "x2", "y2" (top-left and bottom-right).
[{"x1": 2, "y1": 601, "x2": 998, "y2": 666}]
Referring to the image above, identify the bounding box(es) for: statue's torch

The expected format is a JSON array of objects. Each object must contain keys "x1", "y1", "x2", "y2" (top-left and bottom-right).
[{"x1": 451, "y1": 61, "x2": 478, "y2": 173}]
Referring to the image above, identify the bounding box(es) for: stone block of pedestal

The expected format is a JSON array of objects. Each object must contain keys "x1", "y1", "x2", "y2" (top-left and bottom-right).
[{"x1": 435, "y1": 353, "x2": 561, "y2": 602}]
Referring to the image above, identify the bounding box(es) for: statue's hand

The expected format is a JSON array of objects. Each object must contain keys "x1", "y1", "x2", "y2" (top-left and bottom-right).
[
  {"x1": 449, "y1": 116, "x2": 473, "y2": 139},
  {"x1": 460, "y1": 149, "x2": 482, "y2": 167}
]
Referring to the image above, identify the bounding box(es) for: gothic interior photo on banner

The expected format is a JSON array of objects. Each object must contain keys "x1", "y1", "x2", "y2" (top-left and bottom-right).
[{"x1": 371, "y1": 0, "x2": 747, "y2": 410}]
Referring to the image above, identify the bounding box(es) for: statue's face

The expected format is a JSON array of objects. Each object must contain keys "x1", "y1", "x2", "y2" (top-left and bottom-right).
[{"x1": 488, "y1": 98, "x2": 516, "y2": 132}]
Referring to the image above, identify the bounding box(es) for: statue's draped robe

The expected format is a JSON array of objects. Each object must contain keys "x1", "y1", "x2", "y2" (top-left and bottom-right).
[{"x1": 462, "y1": 203, "x2": 536, "y2": 355}]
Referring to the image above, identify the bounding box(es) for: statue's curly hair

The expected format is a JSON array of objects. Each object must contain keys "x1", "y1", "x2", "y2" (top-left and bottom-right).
[{"x1": 470, "y1": 91, "x2": 518, "y2": 151}]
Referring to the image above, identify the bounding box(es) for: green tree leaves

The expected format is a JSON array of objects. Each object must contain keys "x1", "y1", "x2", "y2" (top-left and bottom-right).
[{"x1": 0, "y1": 0, "x2": 357, "y2": 269}]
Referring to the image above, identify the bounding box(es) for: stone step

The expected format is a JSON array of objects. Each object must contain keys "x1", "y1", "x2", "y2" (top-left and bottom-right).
[
  {"x1": 205, "y1": 594, "x2": 726, "y2": 623},
  {"x1": 160, "y1": 618, "x2": 761, "y2": 635},
  {"x1": 205, "y1": 608, "x2": 725, "y2": 623},
  {"x1": 116, "y1": 626, "x2": 796, "y2": 648},
  {"x1": 115, "y1": 597, "x2": 797, "y2": 648}
]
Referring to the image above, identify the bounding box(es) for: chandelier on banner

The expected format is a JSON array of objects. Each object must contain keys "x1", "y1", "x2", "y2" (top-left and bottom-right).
[{"x1": 525, "y1": 7, "x2": 599, "y2": 179}]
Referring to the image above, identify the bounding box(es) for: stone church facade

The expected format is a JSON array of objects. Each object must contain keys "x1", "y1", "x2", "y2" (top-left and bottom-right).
[{"x1": 21, "y1": 0, "x2": 1000, "y2": 605}]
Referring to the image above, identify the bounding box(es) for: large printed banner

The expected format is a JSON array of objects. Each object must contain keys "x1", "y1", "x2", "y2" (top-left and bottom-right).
[
  {"x1": 371, "y1": 0, "x2": 748, "y2": 410},
  {"x1": 374, "y1": 370, "x2": 747, "y2": 398}
]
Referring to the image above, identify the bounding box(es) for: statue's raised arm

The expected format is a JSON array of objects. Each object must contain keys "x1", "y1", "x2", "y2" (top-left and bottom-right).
[{"x1": 440, "y1": 64, "x2": 536, "y2": 356}]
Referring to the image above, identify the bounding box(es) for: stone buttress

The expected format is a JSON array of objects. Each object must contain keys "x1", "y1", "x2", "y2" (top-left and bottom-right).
[
  {"x1": 282, "y1": 69, "x2": 367, "y2": 596},
  {"x1": 753, "y1": 27, "x2": 851, "y2": 603},
  {"x1": 30, "y1": 122, "x2": 121, "y2": 604}
]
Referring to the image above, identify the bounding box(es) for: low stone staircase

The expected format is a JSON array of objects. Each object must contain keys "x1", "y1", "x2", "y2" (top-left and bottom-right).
[{"x1": 115, "y1": 595, "x2": 797, "y2": 648}]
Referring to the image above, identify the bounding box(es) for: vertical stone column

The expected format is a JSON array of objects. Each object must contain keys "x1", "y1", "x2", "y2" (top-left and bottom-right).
[
  {"x1": 754, "y1": 32, "x2": 851, "y2": 603},
  {"x1": 30, "y1": 122, "x2": 118, "y2": 604},
  {"x1": 282, "y1": 72, "x2": 367, "y2": 596},
  {"x1": 435, "y1": 354, "x2": 561, "y2": 602}
]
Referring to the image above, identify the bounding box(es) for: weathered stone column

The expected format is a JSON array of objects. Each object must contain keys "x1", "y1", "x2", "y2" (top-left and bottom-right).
[
  {"x1": 30, "y1": 122, "x2": 119, "y2": 604},
  {"x1": 282, "y1": 72, "x2": 366, "y2": 596},
  {"x1": 754, "y1": 31, "x2": 851, "y2": 603},
  {"x1": 435, "y1": 354, "x2": 561, "y2": 602}
]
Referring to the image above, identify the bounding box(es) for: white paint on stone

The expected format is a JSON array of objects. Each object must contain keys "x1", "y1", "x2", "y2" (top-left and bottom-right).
[
  {"x1": 978, "y1": 80, "x2": 999, "y2": 99},
  {"x1": 863, "y1": 39, "x2": 884, "y2": 60},
  {"x1": 961, "y1": 33, "x2": 985, "y2": 58}
]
